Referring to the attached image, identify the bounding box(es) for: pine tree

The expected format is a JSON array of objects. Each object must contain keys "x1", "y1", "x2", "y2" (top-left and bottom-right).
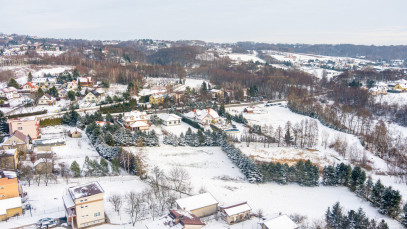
[
  {"x1": 70, "y1": 161, "x2": 81, "y2": 177},
  {"x1": 323, "y1": 165, "x2": 337, "y2": 185},
  {"x1": 349, "y1": 166, "x2": 366, "y2": 194},
  {"x1": 379, "y1": 186, "x2": 401, "y2": 218},
  {"x1": 100, "y1": 158, "x2": 109, "y2": 175},
  {"x1": 402, "y1": 202, "x2": 407, "y2": 227},
  {"x1": 370, "y1": 180, "x2": 384, "y2": 207},
  {"x1": 27, "y1": 72, "x2": 33, "y2": 82},
  {"x1": 111, "y1": 157, "x2": 120, "y2": 175},
  {"x1": 364, "y1": 177, "x2": 373, "y2": 200},
  {"x1": 8, "y1": 78, "x2": 19, "y2": 88}
]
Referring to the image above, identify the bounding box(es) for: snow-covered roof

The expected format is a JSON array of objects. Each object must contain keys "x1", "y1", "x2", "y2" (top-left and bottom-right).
[
  {"x1": 123, "y1": 110, "x2": 148, "y2": 122},
  {"x1": 0, "y1": 170, "x2": 17, "y2": 179},
  {"x1": 263, "y1": 215, "x2": 298, "y2": 229},
  {"x1": 146, "y1": 215, "x2": 183, "y2": 229},
  {"x1": 68, "y1": 182, "x2": 104, "y2": 200},
  {"x1": 0, "y1": 197, "x2": 22, "y2": 215},
  {"x1": 78, "y1": 77, "x2": 92, "y2": 83},
  {"x1": 176, "y1": 193, "x2": 218, "y2": 211},
  {"x1": 222, "y1": 202, "x2": 251, "y2": 216},
  {"x1": 33, "y1": 158, "x2": 52, "y2": 167},
  {"x1": 184, "y1": 109, "x2": 220, "y2": 121},
  {"x1": 158, "y1": 114, "x2": 181, "y2": 122},
  {"x1": 62, "y1": 193, "x2": 75, "y2": 209},
  {"x1": 130, "y1": 121, "x2": 149, "y2": 128},
  {"x1": 0, "y1": 149, "x2": 17, "y2": 156}
]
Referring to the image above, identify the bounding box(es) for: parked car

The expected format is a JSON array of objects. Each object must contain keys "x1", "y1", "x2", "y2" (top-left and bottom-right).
[{"x1": 36, "y1": 218, "x2": 58, "y2": 229}]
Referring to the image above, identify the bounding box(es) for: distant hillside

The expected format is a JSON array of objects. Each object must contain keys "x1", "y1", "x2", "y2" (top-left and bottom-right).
[{"x1": 235, "y1": 42, "x2": 407, "y2": 62}]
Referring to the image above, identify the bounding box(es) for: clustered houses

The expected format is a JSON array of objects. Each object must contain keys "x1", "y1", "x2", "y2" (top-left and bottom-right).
[
  {"x1": 0, "y1": 87, "x2": 19, "y2": 99},
  {"x1": 149, "y1": 93, "x2": 166, "y2": 105},
  {"x1": 184, "y1": 108, "x2": 221, "y2": 125},
  {"x1": 63, "y1": 182, "x2": 105, "y2": 229},
  {"x1": 148, "y1": 192, "x2": 298, "y2": 228},
  {"x1": 0, "y1": 171, "x2": 23, "y2": 221},
  {"x1": 122, "y1": 110, "x2": 150, "y2": 131},
  {"x1": 370, "y1": 79, "x2": 407, "y2": 95}
]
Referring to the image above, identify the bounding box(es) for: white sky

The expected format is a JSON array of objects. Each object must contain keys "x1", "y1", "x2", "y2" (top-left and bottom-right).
[{"x1": 1, "y1": 0, "x2": 406, "y2": 45}]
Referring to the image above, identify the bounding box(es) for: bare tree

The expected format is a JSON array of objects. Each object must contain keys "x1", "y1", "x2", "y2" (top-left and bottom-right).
[
  {"x1": 168, "y1": 167, "x2": 192, "y2": 197},
  {"x1": 20, "y1": 164, "x2": 34, "y2": 186},
  {"x1": 125, "y1": 191, "x2": 145, "y2": 226},
  {"x1": 108, "y1": 193, "x2": 123, "y2": 215}
]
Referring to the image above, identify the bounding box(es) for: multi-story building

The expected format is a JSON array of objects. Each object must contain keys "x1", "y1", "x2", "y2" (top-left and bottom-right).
[
  {"x1": 7, "y1": 117, "x2": 40, "y2": 139},
  {"x1": 63, "y1": 182, "x2": 105, "y2": 229}
]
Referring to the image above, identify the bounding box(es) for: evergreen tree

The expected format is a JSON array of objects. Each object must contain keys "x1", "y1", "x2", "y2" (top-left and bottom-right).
[
  {"x1": 67, "y1": 91, "x2": 76, "y2": 101},
  {"x1": 371, "y1": 180, "x2": 385, "y2": 207},
  {"x1": 323, "y1": 165, "x2": 337, "y2": 185},
  {"x1": 349, "y1": 166, "x2": 366, "y2": 194},
  {"x1": 364, "y1": 177, "x2": 373, "y2": 200},
  {"x1": 62, "y1": 105, "x2": 80, "y2": 126},
  {"x1": 70, "y1": 161, "x2": 81, "y2": 177},
  {"x1": 47, "y1": 86, "x2": 59, "y2": 97},
  {"x1": 27, "y1": 72, "x2": 33, "y2": 82},
  {"x1": 284, "y1": 127, "x2": 293, "y2": 146},
  {"x1": 111, "y1": 157, "x2": 120, "y2": 175},
  {"x1": 37, "y1": 87, "x2": 44, "y2": 95},
  {"x1": 379, "y1": 186, "x2": 401, "y2": 218},
  {"x1": 104, "y1": 132, "x2": 114, "y2": 146},
  {"x1": 8, "y1": 78, "x2": 19, "y2": 88},
  {"x1": 402, "y1": 202, "x2": 407, "y2": 227}
]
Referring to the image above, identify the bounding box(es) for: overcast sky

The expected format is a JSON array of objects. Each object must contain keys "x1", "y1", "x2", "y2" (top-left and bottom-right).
[{"x1": 1, "y1": 0, "x2": 406, "y2": 45}]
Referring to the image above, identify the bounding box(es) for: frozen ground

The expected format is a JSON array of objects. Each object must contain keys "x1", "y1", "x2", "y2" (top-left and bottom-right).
[
  {"x1": 374, "y1": 92, "x2": 407, "y2": 106},
  {"x1": 222, "y1": 53, "x2": 265, "y2": 64}
]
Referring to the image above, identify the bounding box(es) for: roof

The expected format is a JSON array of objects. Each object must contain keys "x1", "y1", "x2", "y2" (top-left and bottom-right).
[
  {"x1": 24, "y1": 82, "x2": 37, "y2": 88},
  {"x1": 90, "y1": 90, "x2": 101, "y2": 97},
  {"x1": 0, "y1": 149, "x2": 17, "y2": 157},
  {"x1": 263, "y1": 215, "x2": 298, "y2": 229},
  {"x1": 68, "y1": 182, "x2": 104, "y2": 200},
  {"x1": 40, "y1": 94, "x2": 53, "y2": 100},
  {"x1": 0, "y1": 197, "x2": 22, "y2": 215},
  {"x1": 79, "y1": 77, "x2": 92, "y2": 83},
  {"x1": 169, "y1": 209, "x2": 205, "y2": 226},
  {"x1": 130, "y1": 121, "x2": 149, "y2": 128},
  {"x1": 176, "y1": 193, "x2": 218, "y2": 211},
  {"x1": 63, "y1": 193, "x2": 75, "y2": 209},
  {"x1": 10, "y1": 130, "x2": 28, "y2": 143},
  {"x1": 221, "y1": 202, "x2": 252, "y2": 216},
  {"x1": 0, "y1": 170, "x2": 17, "y2": 179},
  {"x1": 158, "y1": 114, "x2": 181, "y2": 122},
  {"x1": 33, "y1": 158, "x2": 52, "y2": 167}
]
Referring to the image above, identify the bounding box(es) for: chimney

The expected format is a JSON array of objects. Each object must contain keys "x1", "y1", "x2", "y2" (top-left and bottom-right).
[{"x1": 193, "y1": 109, "x2": 196, "y2": 113}]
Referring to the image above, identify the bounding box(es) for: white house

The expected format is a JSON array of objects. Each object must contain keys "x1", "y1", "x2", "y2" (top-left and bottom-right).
[
  {"x1": 37, "y1": 94, "x2": 55, "y2": 105},
  {"x1": 261, "y1": 215, "x2": 298, "y2": 229},
  {"x1": 176, "y1": 193, "x2": 219, "y2": 218},
  {"x1": 0, "y1": 87, "x2": 19, "y2": 99},
  {"x1": 66, "y1": 80, "x2": 78, "y2": 90},
  {"x1": 184, "y1": 108, "x2": 221, "y2": 125},
  {"x1": 158, "y1": 114, "x2": 182, "y2": 126}
]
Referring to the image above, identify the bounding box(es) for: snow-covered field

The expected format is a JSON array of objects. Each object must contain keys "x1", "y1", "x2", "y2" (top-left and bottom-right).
[
  {"x1": 0, "y1": 65, "x2": 72, "y2": 88},
  {"x1": 222, "y1": 53, "x2": 265, "y2": 64},
  {"x1": 374, "y1": 92, "x2": 407, "y2": 106}
]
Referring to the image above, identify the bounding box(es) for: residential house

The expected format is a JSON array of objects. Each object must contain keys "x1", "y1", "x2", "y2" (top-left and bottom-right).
[
  {"x1": 37, "y1": 94, "x2": 55, "y2": 105},
  {"x1": 0, "y1": 196, "x2": 22, "y2": 221},
  {"x1": 7, "y1": 117, "x2": 40, "y2": 139},
  {"x1": 210, "y1": 89, "x2": 224, "y2": 100},
  {"x1": 0, "y1": 171, "x2": 21, "y2": 200},
  {"x1": 394, "y1": 83, "x2": 407, "y2": 92},
  {"x1": 0, "y1": 149, "x2": 19, "y2": 170},
  {"x1": 0, "y1": 87, "x2": 19, "y2": 99},
  {"x1": 176, "y1": 193, "x2": 219, "y2": 218},
  {"x1": 261, "y1": 215, "x2": 298, "y2": 229},
  {"x1": 149, "y1": 93, "x2": 165, "y2": 105},
  {"x1": 146, "y1": 209, "x2": 205, "y2": 229},
  {"x1": 243, "y1": 107, "x2": 254, "y2": 113},
  {"x1": 67, "y1": 80, "x2": 78, "y2": 90},
  {"x1": 157, "y1": 114, "x2": 182, "y2": 126},
  {"x1": 21, "y1": 82, "x2": 39, "y2": 92},
  {"x1": 33, "y1": 158, "x2": 53, "y2": 173},
  {"x1": 1, "y1": 130, "x2": 29, "y2": 155},
  {"x1": 169, "y1": 91, "x2": 184, "y2": 104},
  {"x1": 78, "y1": 77, "x2": 93, "y2": 87},
  {"x1": 68, "y1": 130, "x2": 82, "y2": 138},
  {"x1": 184, "y1": 109, "x2": 221, "y2": 125},
  {"x1": 122, "y1": 110, "x2": 150, "y2": 131},
  {"x1": 63, "y1": 182, "x2": 105, "y2": 228},
  {"x1": 84, "y1": 91, "x2": 101, "y2": 103},
  {"x1": 219, "y1": 202, "x2": 252, "y2": 225}
]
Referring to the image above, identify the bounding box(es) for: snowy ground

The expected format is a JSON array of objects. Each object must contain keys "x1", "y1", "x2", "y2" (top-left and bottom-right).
[
  {"x1": 374, "y1": 92, "x2": 407, "y2": 106},
  {"x1": 51, "y1": 127, "x2": 101, "y2": 168},
  {"x1": 126, "y1": 144, "x2": 403, "y2": 228},
  {"x1": 7, "y1": 99, "x2": 71, "y2": 115},
  {"x1": 0, "y1": 65, "x2": 72, "y2": 88},
  {"x1": 221, "y1": 53, "x2": 265, "y2": 64}
]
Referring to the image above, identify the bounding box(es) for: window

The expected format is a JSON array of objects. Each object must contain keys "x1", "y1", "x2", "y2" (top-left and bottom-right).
[
  {"x1": 1, "y1": 195, "x2": 5, "y2": 197},
  {"x1": 94, "y1": 212, "x2": 100, "y2": 217},
  {"x1": 18, "y1": 127, "x2": 22, "y2": 130}
]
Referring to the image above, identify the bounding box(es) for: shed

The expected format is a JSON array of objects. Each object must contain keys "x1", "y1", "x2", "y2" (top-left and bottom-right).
[{"x1": 176, "y1": 193, "x2": 218, "y2": 218}]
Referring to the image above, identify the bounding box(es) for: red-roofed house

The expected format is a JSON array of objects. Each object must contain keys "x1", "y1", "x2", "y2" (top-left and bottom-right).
[
  {"x1": 21, "y1": 82, "x2": 39, "y2": 92},
  {"x1": 146, "y1": 209, "x2": 205, "y2": 229}
]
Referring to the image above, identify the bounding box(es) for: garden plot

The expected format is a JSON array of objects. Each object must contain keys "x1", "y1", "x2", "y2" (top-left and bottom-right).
[{"x1": 51, "y1": 127, "x2": 101, "y2": 168}]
